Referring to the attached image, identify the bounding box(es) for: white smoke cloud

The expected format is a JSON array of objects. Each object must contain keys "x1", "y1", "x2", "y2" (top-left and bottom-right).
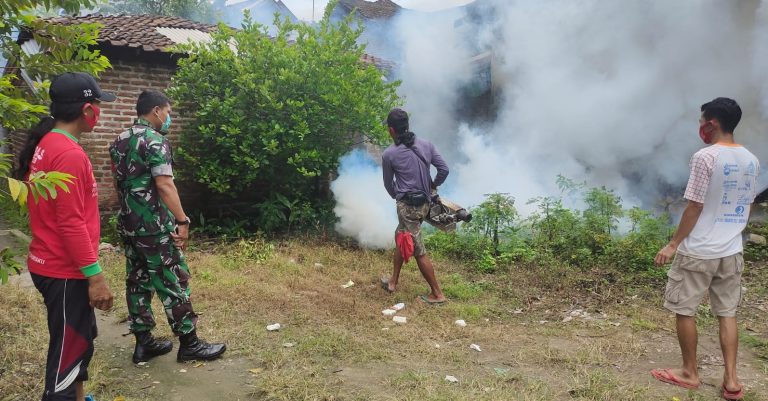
[
  {"x1": 331, "y1": 150, "x2": 397, "y2": 249},
  {"x1": 282, "y1": 0, "x2": 475, "y2": 22},
  {"x1": 333, "y1": 0, "x2": 768, "y2": 248}
]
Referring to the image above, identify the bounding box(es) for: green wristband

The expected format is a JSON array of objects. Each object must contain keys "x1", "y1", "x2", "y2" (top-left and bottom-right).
[{"x1": 80, "y1": 262, "x2": 103, "y2": 277}]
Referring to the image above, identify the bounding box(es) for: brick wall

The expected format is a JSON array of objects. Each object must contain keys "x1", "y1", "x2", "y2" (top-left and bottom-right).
[{"x1": 83, "y1": 59, "x2": 177, "y2": 212}]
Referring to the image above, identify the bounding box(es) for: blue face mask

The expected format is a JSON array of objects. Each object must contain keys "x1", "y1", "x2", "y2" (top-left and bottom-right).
[{"x1": 161, "y1": 113, "x2": 172, "y2": 132}]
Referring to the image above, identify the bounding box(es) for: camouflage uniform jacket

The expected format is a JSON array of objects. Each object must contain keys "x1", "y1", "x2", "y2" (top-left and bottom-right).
[{"x1": 110, "y1": 118, "x2": 176, "y2": 237}]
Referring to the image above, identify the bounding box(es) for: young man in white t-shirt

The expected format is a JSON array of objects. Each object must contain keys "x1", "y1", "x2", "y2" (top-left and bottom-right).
[{"x1": 652, "y1": 98, "x2": 759, "y2": 401}]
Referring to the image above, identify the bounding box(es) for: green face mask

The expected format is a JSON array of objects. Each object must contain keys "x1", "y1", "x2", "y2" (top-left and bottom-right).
[{"x1": 161, "y1": 114, "x2": 172, "y2": 132}]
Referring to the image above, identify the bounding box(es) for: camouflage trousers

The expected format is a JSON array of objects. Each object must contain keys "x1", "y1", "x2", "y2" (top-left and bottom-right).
[
  {"x1": 396, "y1": 200, "x2": 430, "y2": 257},
  {"x1": 124, "y1": 234, "x2": 198, "y2": 335}
]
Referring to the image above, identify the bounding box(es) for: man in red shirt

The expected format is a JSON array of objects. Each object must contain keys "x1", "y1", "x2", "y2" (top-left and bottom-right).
[{"x1": 16, "y1": 72, "x2": 115, "y2": 401}]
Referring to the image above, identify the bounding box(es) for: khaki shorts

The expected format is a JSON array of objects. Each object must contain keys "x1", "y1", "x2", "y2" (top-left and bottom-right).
[
  {"x1": 395, "y1": 200, "x2": 430, "y2": 257},
  {"x1": 664, "y1": 253, "x2": 744, "y2": 317}
]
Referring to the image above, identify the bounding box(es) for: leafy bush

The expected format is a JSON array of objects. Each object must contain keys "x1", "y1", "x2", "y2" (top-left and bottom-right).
[
  {"x1": 193, "y1": 211, "x2": 254, "y2": 238},
  {"x1": 220, "y1": 237, "x2": 275, "y2": 270},
  {"x1": 526, "y1": 196, "x2": 586, "y2": 264},
  {"x1": 169, "y1": 3, "x2": 400, "y2": 233},
  {"x1": 425, "y1": 230, "x2": 493, "y2": 265},
  {"x1": 426, "y1": 178, "x2": 674, "y2": 275},
  {"x1": 464, "y1": 193, "x2": 518, "y2": 255},
  {"x1": 603, "y1": 207, "x2": 673, "y2": 274}
]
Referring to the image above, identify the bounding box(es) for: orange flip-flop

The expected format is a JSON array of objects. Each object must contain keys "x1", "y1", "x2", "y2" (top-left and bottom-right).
[
  {"x1": 650, "y1": 368, "x2": 700, "y2": 390},
  {"x1": 722, "y1": 383, "x2": 744, "y2": 400}
]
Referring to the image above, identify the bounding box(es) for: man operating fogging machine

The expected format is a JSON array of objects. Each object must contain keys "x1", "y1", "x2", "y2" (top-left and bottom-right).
[{"x1": 380, "y1": 108, "x2": 471, "y2": 304}]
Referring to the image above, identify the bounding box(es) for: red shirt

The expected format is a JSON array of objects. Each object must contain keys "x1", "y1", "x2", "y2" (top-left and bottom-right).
[{"x1": 27, "y1": 129, "x2": 101, "y2": 279}]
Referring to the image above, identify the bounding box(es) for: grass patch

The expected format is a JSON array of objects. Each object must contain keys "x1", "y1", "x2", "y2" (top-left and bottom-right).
[
  {"x1": 3, "y1": 239, "x2": 767, "y2": 401},
  {"x1": 568, "y1": 369, "x2": 648, "y2": 400},
  {"x1": 442, "y1": 273, "x2": 488, "y2": 300},
  {"x1": 630, "y1": 318, "x2": 658, "y2": 331},
  {"x1": 447, "y1": 303, "x2": 484, "y2": 320},
  {"x1": 741, "y1": 333, "x2": 768, "y2": 362}
]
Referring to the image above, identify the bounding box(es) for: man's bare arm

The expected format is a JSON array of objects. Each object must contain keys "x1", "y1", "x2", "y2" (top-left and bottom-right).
[{"x1": 654, "y1": 200, "x2": 703, "y2": 266}]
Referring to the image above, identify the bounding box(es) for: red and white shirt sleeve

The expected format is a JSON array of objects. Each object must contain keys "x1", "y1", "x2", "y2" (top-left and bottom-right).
[{"x1": 684, "y1": 148, "x2": 717, "y2": 203}]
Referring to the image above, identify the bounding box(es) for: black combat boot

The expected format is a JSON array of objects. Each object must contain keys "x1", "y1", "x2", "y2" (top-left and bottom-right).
[
  {"x1": 133, "y1": 331, "x2": 173, "y2": 364},
  {"x1": 177, "y1": 330, "x2": 227, "y2": 362}
]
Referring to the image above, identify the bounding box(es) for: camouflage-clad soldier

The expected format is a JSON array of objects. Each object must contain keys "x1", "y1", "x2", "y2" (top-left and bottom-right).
[{"x1": 110, "y1": 90, "x2": 226, "y2": 363}]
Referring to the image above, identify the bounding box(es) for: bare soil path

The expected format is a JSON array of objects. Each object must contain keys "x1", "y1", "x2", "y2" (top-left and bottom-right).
[{"x1": 93, "y1": 311, "x2": 261, "y2": 401}]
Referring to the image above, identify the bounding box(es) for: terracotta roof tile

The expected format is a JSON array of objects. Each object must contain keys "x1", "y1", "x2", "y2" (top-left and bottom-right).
[
  {"x1": 35, "y1": 13, "x2": 395, "y2": 70},
  {"x1": 360, "y1": 53, "x2": 395, "y2": 72},
  {"x1": 339, "y1": 0, "x2": 401, "y2": 20},
  {"x1": 41, "y1": 14, "x2": 217, "y2": 53}
]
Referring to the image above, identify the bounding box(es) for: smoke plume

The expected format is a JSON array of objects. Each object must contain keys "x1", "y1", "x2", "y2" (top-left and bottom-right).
[{"x1": 333, "y1": 0, "x2": 768, "y2": 248}]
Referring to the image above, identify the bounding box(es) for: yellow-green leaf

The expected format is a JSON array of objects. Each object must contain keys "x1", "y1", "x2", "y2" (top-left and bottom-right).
[
  {"x1": 8, "y1": 178, "x2": 21, "y2": 200},
  {"x1": 39, "y1": 179, "x2": 57, "y2": 199},
  {"x1": 18, "y1": 183, "x2": 28, "y2": 206},
  {"x1": 29, "y1": 183, "x2": 39, "y2": 204}
]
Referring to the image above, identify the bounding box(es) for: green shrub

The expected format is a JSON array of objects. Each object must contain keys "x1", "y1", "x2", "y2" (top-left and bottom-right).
[
  {"x1": 428, "y1": 178, "x2": 674, "y2": 276},
  {"x1": 221, "y1": 237, "x2": 275, "y2": 270},
  {"x1": 425, "y1": 230, "x2": 492, "y2": 264},
  {"x1": 169, "y1": 5, "x2": 400, "y2": 234},
  {"x1": 604, "y1": 208, "x2": 672, "y2": 273},
  {"x1": 464, "y1": 193, "x2": 518, "y2": 255}
]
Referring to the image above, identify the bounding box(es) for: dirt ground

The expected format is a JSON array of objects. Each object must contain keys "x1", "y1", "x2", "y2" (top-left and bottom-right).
[
  {"x1": 92, "y1": 311, "x2": 257, "y2": 401},
  {"x1": 2, "y1": 239, "x2": 767, "y2": 401}
]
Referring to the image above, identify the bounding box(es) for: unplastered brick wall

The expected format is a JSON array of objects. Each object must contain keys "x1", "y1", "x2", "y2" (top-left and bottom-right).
[{"x1": 83, "y1": 59, "x2": 177, "y2": 212}]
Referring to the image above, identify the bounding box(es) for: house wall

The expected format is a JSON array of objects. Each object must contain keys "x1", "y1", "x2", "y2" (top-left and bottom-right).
[{"x1": 86, "y1": 59, "x2": 177, "y2": 212}]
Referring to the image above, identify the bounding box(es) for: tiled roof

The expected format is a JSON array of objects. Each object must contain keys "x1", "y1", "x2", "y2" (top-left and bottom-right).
[
  {"x1": 360, "y1": 53, "x2": 395, "y2": 72},
  {"x1": 29, "y1": 14, "x2": 395, "y2": 71},
  {"x1": 39, "y1": 14, "x2": 218, "y2": 53},
  {"x1": 339, "y1": 0, "x2": 401, "y2": 20}
]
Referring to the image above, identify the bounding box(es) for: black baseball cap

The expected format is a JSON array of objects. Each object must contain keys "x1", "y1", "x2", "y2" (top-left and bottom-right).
[
  {"x1": 49, "y1": 72, "x2": 116, "y2": 103},
  {"x1": 386, "y1": 108, "x2": 408, "y2": 129}
]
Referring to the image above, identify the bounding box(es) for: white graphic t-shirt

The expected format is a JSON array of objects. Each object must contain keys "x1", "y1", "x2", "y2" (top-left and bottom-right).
[{"x1": 677, "y1": 143, "x2": 760, "y2": 259}]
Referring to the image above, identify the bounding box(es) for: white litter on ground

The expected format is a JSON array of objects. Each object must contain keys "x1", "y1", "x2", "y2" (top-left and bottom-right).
[
  {"x1": 266, "y1": 323, "x2": 281, "y2": 331},
  {"x1": 341, "y1": 280, "x2": 355, "y2": 288},
  {"x1": 382, "y1": 309, "x2": 397, "y2": 316},
  {"x1": 470, "y1": 344, "x2": 482, "y2": 352},
  {"x1": 455, "y1": 319, "x2": 467, "y2": 327},
  {"x1": 393, "y1": 316, "x2": 407, "y2": 324}
]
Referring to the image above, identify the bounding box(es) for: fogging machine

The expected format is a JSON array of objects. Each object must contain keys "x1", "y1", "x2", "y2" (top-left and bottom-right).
[{"x1": 426, "y1": 193, "x2": 472, "y2": 232}]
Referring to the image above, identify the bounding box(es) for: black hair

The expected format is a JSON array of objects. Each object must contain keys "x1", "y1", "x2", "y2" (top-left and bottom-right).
[
  {"x1": 701, "y1": 97, "x2": 741, "y2": 133},
  {"x1": 136, "y1": 90, "x2": 171, "y2": 116},
  {"x1": 16, "y1": 101, "x2": 86, "y2": 179},
  {"x1": 387, "y1": 108, "x2": 415, "y2": 147}
]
